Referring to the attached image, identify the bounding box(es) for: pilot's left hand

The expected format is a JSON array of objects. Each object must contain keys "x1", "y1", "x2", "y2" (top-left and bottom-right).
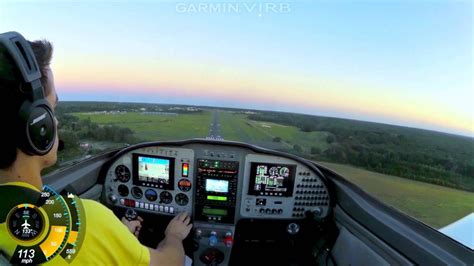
[{"x1": 121, "y1": 216, "x2": 143, "y2": 238}]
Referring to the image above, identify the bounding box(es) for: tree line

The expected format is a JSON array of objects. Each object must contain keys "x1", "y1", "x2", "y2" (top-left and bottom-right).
[
  {"x1": 57, "y1": 113, "x2": 136, "y2": 146},
  {"x1": 251, "y1": 112, "x2": 474, "y2": 192}
]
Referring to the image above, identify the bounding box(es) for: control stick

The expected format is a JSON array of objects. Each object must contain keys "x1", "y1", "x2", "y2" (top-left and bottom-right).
[
  {"x1": 125, "y1": 208, "x2": 138, "y2": 221},
  {"x1": 287, "y1": 223, "x2": 300, "y2": 235}
]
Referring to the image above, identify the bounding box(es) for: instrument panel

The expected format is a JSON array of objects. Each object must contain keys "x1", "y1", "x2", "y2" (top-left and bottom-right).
[
  {"x1": 104, "y1": 147, "x2": 194, "y2": 216},
  {"x1": 103, "y1": 142, "x2": 331, "y2": 225}
]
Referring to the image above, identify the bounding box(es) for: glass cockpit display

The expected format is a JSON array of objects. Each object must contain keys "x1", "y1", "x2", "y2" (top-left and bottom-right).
[
  {"x1": 138, "y1": 157, "x2": 169, "y2": 182},
  {"x1": 248, "y1": 163, "x2": 296, "y2": 197},
  {"x1": 133, "y1": 154, "x2": 175, "y2": 189},
  {"x1": 195, "y1": 159, "x2": 239, "y2": 223},
  {"x1": 205, "y1": 179, "x2": 229, "y2": 193}
]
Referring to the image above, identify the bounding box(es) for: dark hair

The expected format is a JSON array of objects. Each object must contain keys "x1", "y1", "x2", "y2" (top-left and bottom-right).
[{"x1": 0, "y1": 39, "x2": 54, "y2": 169}]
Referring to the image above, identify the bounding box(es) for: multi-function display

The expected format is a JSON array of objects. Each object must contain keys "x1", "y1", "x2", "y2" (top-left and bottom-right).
[
  {"x1": 248, "y1": 163, "x2": 296, "y2": 197},
  {"x1": 133, "y1": 154, "x2": 175, "y2": 189},
  {"x1": 206, "y1": 179, "x2": 229, "y2": 193},
  {"x1": 195, "y1": 159, "x2": 239, "y2": 223}
]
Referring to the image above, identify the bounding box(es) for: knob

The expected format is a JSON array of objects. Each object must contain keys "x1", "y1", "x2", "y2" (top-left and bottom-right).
[
  {"x1": 265, "y1": 208, "x2": 271, "y2": 214},
  {"x1": 259, "y1": 208, "x2": 265, "y2": 214},
  {"x1": 272, "y1": 209, "x2": 277, "y2": 214},
  {"x1": 209, "y1": 231, "x2": 218, "y2": 246},
  {"x1": 195, "y1": 229, "x2": 202, "y2": 240},
  {"x1": 287, "y1": 223, "x2": 300, "y2": 235},
  {"x1": 224, "y1": 232, "x2": 233, "y2": 247},
  {"x1": 277, "y1": 209, "x2": 283, "y2": 214},
  {"x1": 313, "y1": 207, "x2": 323, "y2": 217},
  {"x1": 108, "y1": 194, "x2": 117, "y2": 203}
]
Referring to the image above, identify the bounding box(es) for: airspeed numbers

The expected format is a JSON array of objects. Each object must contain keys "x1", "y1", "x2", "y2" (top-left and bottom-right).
[{"x1": 17, "y1": 249, "x2": 35, "y2": 259}]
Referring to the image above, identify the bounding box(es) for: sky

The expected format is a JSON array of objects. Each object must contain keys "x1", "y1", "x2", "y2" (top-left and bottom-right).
[{"x1": 0, "y1": 0, "x2": 472, "y2": 136}]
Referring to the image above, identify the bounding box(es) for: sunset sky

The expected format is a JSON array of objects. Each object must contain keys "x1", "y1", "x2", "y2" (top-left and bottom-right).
[{"x1": 0, "y1": 0, "x2": 472, "y2": 136}]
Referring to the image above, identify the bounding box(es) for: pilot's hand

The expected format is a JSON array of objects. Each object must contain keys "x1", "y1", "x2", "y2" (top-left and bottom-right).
[
  {"x1": 121, "y1": 216, "x2": 143, "y2": 237},
  {"x1": 165, "y1": 212, "x2": 193, "y2": 241}
]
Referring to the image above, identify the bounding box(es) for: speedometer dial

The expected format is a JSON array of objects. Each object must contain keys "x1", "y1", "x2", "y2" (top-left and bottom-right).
[
  {"x1": 2, "y1": 185, "x2": 85, "y2": 264},
  {"x1": 159, "y1": 191, "x2": 172, "y2": 204},
  {"x1": 131, "y1": 187, "x2": 143, "y2": 199},
  {"x1": 115, "y1": 165, "x2": 131, "y2": 182},
  {"x1": 175, "y1": 193, "x2": 189, "y2": 206},
  {"x1": 7, "y1": 205, "x2": 44, "y2": 241},
  {"x1": 118, "y1": 185, "x2": 129, "y2": 197}
]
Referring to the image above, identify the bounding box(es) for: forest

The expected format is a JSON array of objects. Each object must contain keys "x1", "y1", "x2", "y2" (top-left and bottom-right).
[
  {"x1": 52, "y1": 102, "x2": 474, "y2": 193},
  {"x1": 248, "y1": 112, "x2": 474, "y2": 192}
]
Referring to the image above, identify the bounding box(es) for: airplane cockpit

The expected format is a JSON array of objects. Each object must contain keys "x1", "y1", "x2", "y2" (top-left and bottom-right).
[
  {"x1": 0, "y1": 1, "x2": 474, "y2": 266},
  {"x1": 34, "y1": 139, "x2": 472, "y2": 265},
  {"x1": 103, "y1": 140, "x2": 333, "y2": 265}
]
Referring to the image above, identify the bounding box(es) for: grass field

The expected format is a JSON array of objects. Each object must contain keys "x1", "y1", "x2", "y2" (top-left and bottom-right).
[
  {"x1": 319, "y1": 162, "x2": 474, "y2": 228},
  {"x1": 69, "y1": 107, "x2": 473, "y2": 229},
  {"x1": 73, "y1": 111, "x2": 212, "y2": 141},
  {"x1": 220, "y1": 111, "x2": 331, "y2": 152}
]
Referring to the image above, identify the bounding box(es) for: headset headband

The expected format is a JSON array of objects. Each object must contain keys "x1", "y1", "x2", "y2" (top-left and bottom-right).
[{"x1": 0, "y1": 31, "x2": 45, "y2": 101}]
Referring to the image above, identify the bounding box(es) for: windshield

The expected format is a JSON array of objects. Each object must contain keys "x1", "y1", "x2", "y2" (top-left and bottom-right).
[{"x1": 1, "y1": 0, "x2": 472, "y2": 248}]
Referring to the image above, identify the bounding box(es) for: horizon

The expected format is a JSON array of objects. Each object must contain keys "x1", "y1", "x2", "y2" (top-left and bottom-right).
[
  {"x1": 1, "y1": 0, "x2": 472, "y2": 136},
  {"x1": 58, "y1": 99, "x2": 473, "y2": 139}
]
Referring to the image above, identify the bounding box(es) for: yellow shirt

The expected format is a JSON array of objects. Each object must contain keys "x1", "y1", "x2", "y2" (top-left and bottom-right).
[{"x1": 0, "y1": 182, "x2": 150, "y2": 265}]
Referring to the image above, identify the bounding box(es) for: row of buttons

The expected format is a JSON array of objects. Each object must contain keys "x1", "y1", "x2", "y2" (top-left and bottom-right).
[
  {"x1": 292, "y1": 213, "x2": 305, "y2": 217},
  {"x1": 296, "y1": 184, "x2": 324, "y2": 188},
  {"x1": 296, "y1": 196, "x2": 328, "y2": 200},
  {"x1": 258, "y1": 208, "x2": 283, "y2": 215},
  {"x1": 208, "y1": 216, "x2": 223, "y2": 221},
  {"x1": 300, "y1": 178, "x2": 319, "y2": 182},
  {"x1": 203, "y1": 151, "x2": 236, "y2": 159},
  {"x1": 141, "y1": 183, "x2": 166, "y2": 189},
  {"x1": 198, "y1": 173, "x2": 237, "y2": 178},
  {"x1": 298, "y1": 172, "x2": 311, "y2": 176},
  {"x1": 295, "y1": 201, "x2": 328, "y2": 206},
  {"x1": 295, "y1": 190, "x2": 325, "y2": 194},
  {"x1": 258, "y1": 192, "x2": 284, "y2": 196},
  {"x1": 143, "y1": 149, "x2": 178, "y2": 157},
  {"x1": 120, "y1": 198, "x2": 175, "y2": 214}
]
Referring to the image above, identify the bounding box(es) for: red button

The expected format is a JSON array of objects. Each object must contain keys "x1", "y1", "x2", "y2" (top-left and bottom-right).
[{"x1": 224, "y1": 236, "x2": 233, "y2": 247}]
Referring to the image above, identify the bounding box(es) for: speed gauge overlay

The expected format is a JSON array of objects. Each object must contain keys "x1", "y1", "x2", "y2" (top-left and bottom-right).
[{"x1": 0, "y1": 184, "x2": 85, "y2": 264}]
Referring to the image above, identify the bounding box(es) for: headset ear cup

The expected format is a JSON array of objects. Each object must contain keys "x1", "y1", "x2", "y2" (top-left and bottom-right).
[{"x1": 18, "y1": 99, "x2": 56, "y2": 155}]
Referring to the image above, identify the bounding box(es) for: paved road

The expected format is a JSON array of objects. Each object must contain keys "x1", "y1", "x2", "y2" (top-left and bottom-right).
[{"x1": 207, "y1": 110, "x2": 224, "y2": 140}]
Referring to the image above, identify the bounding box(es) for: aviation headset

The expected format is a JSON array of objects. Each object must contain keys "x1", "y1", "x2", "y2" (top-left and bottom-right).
[{"x1": 0, "y1": 31, "x2": 56, "y2": 155}]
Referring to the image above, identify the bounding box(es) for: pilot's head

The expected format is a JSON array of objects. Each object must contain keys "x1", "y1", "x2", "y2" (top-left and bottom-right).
[{"x1": 0, "y1": 39, "x2": 59, "y2": 174}]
